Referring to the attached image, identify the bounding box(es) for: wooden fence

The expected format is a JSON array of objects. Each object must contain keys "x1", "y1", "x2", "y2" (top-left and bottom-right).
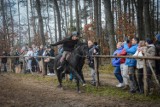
[
  {"x1": 93, "y1": 55, "x2": 160, "y2": 96},
  {"x1": 0, "y1": 55, "x2": 160, "y2": 96}
]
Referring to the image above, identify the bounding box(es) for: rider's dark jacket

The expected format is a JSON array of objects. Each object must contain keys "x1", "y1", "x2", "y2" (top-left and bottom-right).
[{"x1": 51, "y1": 36, "x2": 78, "y2": 52}]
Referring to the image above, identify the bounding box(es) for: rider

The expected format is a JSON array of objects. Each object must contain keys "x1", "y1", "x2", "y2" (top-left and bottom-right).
[{"x1": 51, "y1": 31, "x2": 80, "y2": 70}]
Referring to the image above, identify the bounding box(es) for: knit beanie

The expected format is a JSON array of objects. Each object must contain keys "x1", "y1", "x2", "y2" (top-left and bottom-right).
[{"x1": 145, "y1": 38, "x2": 153, "y2": 44}]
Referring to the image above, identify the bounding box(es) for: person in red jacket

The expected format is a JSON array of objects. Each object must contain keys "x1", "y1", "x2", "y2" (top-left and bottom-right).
[{"x1": 117, "y1": 42, "x2": 131, "y2": 90}]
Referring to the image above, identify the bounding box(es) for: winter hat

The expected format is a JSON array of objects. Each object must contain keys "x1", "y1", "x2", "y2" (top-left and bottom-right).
[
  {"x1": 145, "y1": 38, "x2": 153, "y2": 44},
  {"x1": 72, "y1": 31, "x2": 80, "y2": 37},
  {"x1": 155, "y1": 34, "x2": 160, "y2": 42}
]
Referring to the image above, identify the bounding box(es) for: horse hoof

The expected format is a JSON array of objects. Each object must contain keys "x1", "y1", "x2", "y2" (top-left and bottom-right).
[
  {"x1": 82, "y1": 83, "x2": 86, "y2": 87},
  {"x1": 57, "y1": 85, "x2": 62, "y2": 88}
]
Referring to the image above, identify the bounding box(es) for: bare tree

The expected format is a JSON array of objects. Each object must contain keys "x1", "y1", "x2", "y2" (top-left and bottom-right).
[
  {"x1": 143, "y1": 0, "x2": 151, "y2": 38},
  {"x1": 75, "y1": 0, "x2": 80, "y2": 33},
  {"x1": 36, "y1": 0, "x2": 45, "y2": 45},
  {"x1": 1, "y1": 0, "x2": 7, "y2": 40},
  {"x1": 8, "y1": 0, "x2": 14, "y2": 46},
  {"x1": 53, "y1": 0, "x2": 62, "y2": 40},
  {"x1": 104, "y1": 0, "x2": 116, "y2": 54},
  {"x1": 26, "y1": 0, "x2": 31, "y2": 46}
]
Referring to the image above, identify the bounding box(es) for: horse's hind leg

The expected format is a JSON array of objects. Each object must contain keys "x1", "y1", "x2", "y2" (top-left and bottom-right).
[
  {"x1": 56, "y1": 70, "x2": 62, "y2": 88},
  {"x1": 76, "y1": 77, "x2": 81, "y2": 93}
]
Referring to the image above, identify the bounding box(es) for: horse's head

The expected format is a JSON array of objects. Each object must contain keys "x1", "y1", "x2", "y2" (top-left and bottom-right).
[{"x1": 75, "y1": 43, "x2": 89, "y2": 57}]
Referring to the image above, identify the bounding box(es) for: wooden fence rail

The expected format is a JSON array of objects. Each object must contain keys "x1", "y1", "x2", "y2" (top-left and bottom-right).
[{"x1": 0, "y1": 55, "x2": 160, "y2": 96}]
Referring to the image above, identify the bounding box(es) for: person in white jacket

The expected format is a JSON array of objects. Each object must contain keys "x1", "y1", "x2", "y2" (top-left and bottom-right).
[
  {"x1": 133, "y1": 41, "x2": 146, "y2": 94},
  {"x1": 25, "y1": 47, "x2": 34, "y2": 73}
]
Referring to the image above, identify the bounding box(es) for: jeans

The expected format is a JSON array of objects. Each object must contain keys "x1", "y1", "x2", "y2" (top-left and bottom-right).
[
  {"x1": 137, "y1": 68, "x2": 144, "y2": 93},
  {"x1": 2, "y1": 63, "x2": 7, "y2": 72},
  {"x1": 128, "y1": 67, "x2": 138, "y2": 91},
  {"x1": 90, "y1": 68, "x2": 96, "y2": 83},
  {"x1": 120, "y1": 64, "x2": 129, "y2": 85},
  {"x1": 114, "y1": 66, "x2": 123, "y2": 83}
]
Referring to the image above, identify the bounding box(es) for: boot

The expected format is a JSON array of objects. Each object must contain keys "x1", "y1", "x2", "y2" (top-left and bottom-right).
[{"x1": 57, "y1": 60, "x2": 66, "y2": 70}]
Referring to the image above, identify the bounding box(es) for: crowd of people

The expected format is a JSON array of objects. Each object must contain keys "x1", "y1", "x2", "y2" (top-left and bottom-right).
[
  {"x1": 112, "y1": 34, "x2": 160, "y2": 94},
  {"x1": 1, "y1": 44, "x2": 55, "y2": 76}
]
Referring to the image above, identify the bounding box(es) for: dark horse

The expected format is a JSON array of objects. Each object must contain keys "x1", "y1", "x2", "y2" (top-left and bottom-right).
[{"x1": 54, "y1": 43, "x2": 89, "y2": 92}]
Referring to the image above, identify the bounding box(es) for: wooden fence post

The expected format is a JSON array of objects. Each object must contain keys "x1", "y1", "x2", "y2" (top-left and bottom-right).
[
  {"x1": 9, "y1": 57, "x2": 12, "y2": 72},
  {"x1": 143, "y1": 59, "x2": 148, "y2": 96},
  {"x1": 94, "y1": 57, "x2": 100, "y2": 87},
  {"x1": 41, "y1": 58, "x2": 45, "y2": 76},
  {"x1": 23, "y1": 57, "x2": 25, "y2": 73},
  {"x1": 148, "y1": 60, "x2": 160, "y2": 87}
]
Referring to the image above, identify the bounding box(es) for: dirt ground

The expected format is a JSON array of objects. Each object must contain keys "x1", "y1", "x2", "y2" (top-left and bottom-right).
[{"x1": 0, "y1": 73, "x2": 160, "y2": 107}]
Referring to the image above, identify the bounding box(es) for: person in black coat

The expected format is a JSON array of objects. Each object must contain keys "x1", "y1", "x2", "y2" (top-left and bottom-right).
[
  {"x1": 1, "y1": 51, "x2": 8, "y2": 72},
  {"x1": 51, "y1": 31, "x2": 80, "y2": 70},
  {"x1": 46, "y1": 46, "x2": 55, "y2": 75}
]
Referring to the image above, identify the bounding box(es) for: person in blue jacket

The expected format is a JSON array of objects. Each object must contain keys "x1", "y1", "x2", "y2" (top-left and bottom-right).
[
  {"x1": 124, "y1": 37, "x2": 139, "y2": 93},
  {"x1": 112, "y1": 42, "x2": 124, "y2": 88}
]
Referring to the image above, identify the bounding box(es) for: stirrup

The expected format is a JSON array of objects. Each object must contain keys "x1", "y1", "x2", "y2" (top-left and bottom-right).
[{"x1": 57, "y1": 66, "x2": 62, "y2": 70}]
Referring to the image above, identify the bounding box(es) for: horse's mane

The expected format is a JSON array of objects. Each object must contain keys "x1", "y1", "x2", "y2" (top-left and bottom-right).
[{"x1": 77, "y1": 42, "x2": 87, "y2": 46}]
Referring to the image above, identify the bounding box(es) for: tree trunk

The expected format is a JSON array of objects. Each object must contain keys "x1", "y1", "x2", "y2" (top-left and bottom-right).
[
  {"x1": 136, "y1": 0, "x2": 144, "y2": 39},
  {"x1": 104, "y1": 0, "x2": 116, "y2": 55},
  {"x1": 54, "y1": 9, "x2": 57, "y2": 42},
  {"x1": 53, "y1": 0, "x2": 62, "y2": 40},
  {"x1": 1, "y1": 0, "x2": 7, "y2": 40},
  {"x1": 75, "y1": 0, "x2": 80, "y2": 33},
  {"x1": 69, "y1": 0, "x2": 73, "y2": 31},
  {"x1": 17, "y1": 0, "x2": 22, "y2": 45},
  {"x1": 98, "y1": 0, "x2": 102, "y2": 38},
  {"x1": 30, "y1": 0, "x2": 36, "y2": 36},
  {"x1": 36, "y1": 0, "x2": 46, "y2": 45},
  {"x1": 143, "y1": 0, "x2": 151, "y2": 38},
  {"x1": 46, "y1": 0, "x2": 53, "y2": 43},
  {"x1": 63, "y1": 0, "x2": 68, "y2": 35},
  {"x1": 94, "y1": 0, "x2": 99, "y2": 37},
  {"x1": 84, "y1": 0, "x2": 87, "y2": 24},
  {"x1": 8, "y1": 0, "x2": 14, "y2": 46},
  {"x1": 27, "y1": 0, "x2": 31, "y2": 46}
]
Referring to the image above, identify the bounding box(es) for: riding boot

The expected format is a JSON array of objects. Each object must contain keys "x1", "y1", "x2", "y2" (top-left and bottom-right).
[{"x1": 57, "y1": 60, "x2": 66, "y2": 70}]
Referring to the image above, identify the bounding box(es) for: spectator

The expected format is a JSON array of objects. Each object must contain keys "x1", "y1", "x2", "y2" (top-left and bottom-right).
[
  {"x1": 112, "y1": 42, "x2": 124, "y2": 88},
  {"x1": 37, "y1": 45, "x2": 44, "y2": 73},
  {"x1": 14, "y1": 49, "x2": 20, "y2": 65},
  {"x1": 155, "y1": 34, "x2": 160, "y2": 80},
  {"x1": 10, "y1": 47, "x2": 15, "y2": 72},
  {"x1": 133, "y1": 41, "x2": 146, "y2": 94},
  {"x1": 143, "y1": 38, "x2": 156, "y2": 93},
  {"x1": 1, "y1": 51, "x2": 8, "y2": 72},
  {"x1": 25, "y1": 47, "x2": 34, "y2": 73},
  {"x1": 46, "y1": 45, "x2": 55, "y2": 76},
  {"x1": 117, "y1": 42, "x2": 131, "y2": 89},
  {"x1": 87, "y1": 40, "x2": 99, "y2": 86},
  {"x1": 94, "y1": 42, "x2": 100, "y2": 55},
  {"x1": 124, "y1": 37, "x2": 139, "y2": 93},
  {"x1": 32, "y1": 45, "x2": 39, "y2": 72}
]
